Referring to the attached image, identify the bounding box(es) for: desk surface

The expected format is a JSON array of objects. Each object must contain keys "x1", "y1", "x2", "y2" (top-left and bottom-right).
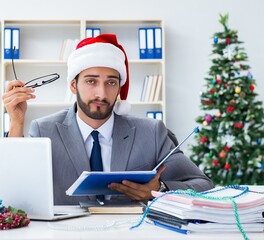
[{"x1": 0, "y1": 214, "x2": 263, "y2": 240}]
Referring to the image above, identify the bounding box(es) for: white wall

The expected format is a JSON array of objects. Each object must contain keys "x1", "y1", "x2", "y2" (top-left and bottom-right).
[{"x1": 1, "y1": 0, "x2": 264, "y2": 152}]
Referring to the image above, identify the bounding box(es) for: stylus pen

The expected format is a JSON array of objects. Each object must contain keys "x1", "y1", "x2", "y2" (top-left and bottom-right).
[
  {"x1": 96, "y1": 197, "x2": 105, "y2": 206},
  {"x1": 153, "y1": 126, "x2": 199, "y2": 171}
]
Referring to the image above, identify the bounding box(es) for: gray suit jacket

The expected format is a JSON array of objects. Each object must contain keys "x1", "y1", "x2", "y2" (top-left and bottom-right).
[{"x1": 29, "y1": 104, "x2": 213, "y2": 205}]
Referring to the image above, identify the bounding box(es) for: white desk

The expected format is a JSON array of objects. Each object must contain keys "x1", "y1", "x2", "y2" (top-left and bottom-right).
[{"x1": 0, "y1": 214, "x2": 263, "y2": 240}]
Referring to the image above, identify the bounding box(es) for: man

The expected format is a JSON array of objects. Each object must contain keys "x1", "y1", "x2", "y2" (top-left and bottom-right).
[{"x1": 2, "y1": 34, "x2": 213, "y2": 205}]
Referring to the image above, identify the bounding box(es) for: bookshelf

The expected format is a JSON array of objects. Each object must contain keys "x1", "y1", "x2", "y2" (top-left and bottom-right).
[{"x1": 0, "y1": 19, "x2": 166, "y2": 136}]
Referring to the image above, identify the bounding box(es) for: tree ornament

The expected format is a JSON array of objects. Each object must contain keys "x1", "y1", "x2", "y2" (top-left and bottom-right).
[
  {"x1": 211, "y1": 79, "x2": 216, "y2": 84},
  {"x1": 259, "y1": 163, "x2": 264, "y2": 169},
  {"x1": 235, "y1": 53, "x2": 242, "y2": 59},
  {"x1": 249, "y1": 85, "x2": 255, "y2": 91},
  {"x1": 224, "y1": 145, "x2": 231, "y2": 152},
  {"x1": 216, "y1": 111, "x2": 222, "y2": 117},
  {"x1": 257, "y1": 139, "x2": 262, "y2": 145},
  {"x1": 235, "y1": 86, "x2": 241, "y2": 94},
  {"x1": 205, "y1": 115, "x2": 212, "y2": 123},
  {"x1": 225, "y1": 38, "x2": 231, "y2": 44},
  {"x1": 219, "y1": 150, "x2": 226, "y2": 159},
  {"x1": 224, "y1": 162, "x2": 230, "y2": 170},
  {"x1": 227, "y1": 106, "x2": 234, "y2": 112},
  {"x1": 203, "y1": 100, "x2": 215, "y2": 105},
  {"x1": 199, "y1": 136, "x2": 208, "y2": 143},
  {"x1": 225, "y1": 83, "x2": 229, "y2": 89},
  {"x1": 236, "y1": 169, "x2": 243, "y2": 177},
  {"x1": 213, "y1": 92, "x2": 218, "y2": 97},
  {"x1": 239, "y1": 92, "x2": 246, "y2": 98},
  {"x1": 203, "y1": 120, "x2": 208, "y2": 126},
  {"x1": 247, "y1": 72, "x2": 253, "y2": 80},
  {"x1": 229, "y1": 99, "x2": 236, "y2": 107},
  {"x1": 208, "y1": 151, "x2": 213, "y2": 157},
  {"x1": 208, "y1": 143, "x2": 214, "y2": 149},
  {"x1": 214, "y1": 36, "x2": 218, "y2": 43},
  {"x1": 233, "y1": 122, "x2": 244, "y2": 129},
  {"x1": 216, "y1": 79, "x2": 222, "y2": 84},
  {"x1": 223, "y1": 45, "x2": 236, "y2": 60},
  {"x1": 212, "y1": 159, "x2": 219, "y2": 166},
  {"x1": 209, "y1": 89, "x2": 217, "y2": 94}
]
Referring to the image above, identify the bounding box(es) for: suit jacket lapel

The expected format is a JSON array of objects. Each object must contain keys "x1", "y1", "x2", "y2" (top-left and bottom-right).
[
  {"x1": 111, "y1": 114, "x2": 136, "y2": 171},
  {"x1": 56, "y1": 104, "x2": 90, "y2": 176}
]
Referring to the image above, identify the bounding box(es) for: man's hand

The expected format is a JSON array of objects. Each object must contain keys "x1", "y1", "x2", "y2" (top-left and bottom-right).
[
  {"x1": 2, "y1": 80, "x2": 35, "y2": 136},
  {"x1": 108, "y1": 164, "x2": 166, "y2": 201}
]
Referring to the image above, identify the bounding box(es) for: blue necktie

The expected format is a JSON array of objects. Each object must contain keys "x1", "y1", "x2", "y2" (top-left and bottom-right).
[
  {"x1": 90, "y1": 130, "x2": 104, "y2": 203},
  {"x1": 90, "y1": 131, "x2": 103, "y2": 171}
]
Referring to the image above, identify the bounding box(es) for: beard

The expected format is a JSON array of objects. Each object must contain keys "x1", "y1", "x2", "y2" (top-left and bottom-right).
[{"x1": 76, "y1": 89, "x2": 116, "y2": 120}]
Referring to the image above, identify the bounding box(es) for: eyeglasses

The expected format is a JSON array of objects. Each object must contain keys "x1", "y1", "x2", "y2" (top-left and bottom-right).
[{"x1": 11, "y1": 46, "x2": 60, "y2": 88}]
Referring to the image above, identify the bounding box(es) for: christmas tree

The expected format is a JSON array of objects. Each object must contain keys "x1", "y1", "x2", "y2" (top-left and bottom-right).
[{"x1": 190, "y1": 14, "x2": 264, "y2": 185}]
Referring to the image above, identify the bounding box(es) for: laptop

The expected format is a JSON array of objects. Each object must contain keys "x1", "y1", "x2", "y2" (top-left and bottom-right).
[{"x1": 0, "y1": 137, "x2": 89, "y2": 220}]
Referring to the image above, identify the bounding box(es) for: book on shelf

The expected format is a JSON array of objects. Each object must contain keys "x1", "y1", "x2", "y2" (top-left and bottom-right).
[
  {"x1": 145, "y1": 185, "x2": 264, "y2": 234},
  {"x1": 79, "y1": 200, "x2": 145, "y2": 214},
  {"x1": 140, "y1": 75, "x2": 149, "y2": 101},
  {"x1": 144, "y1": 75, "x2": 153, "y2": 102},
  {"x1": 59, "y1": 39, "x2": 79, "y2": 61},
  {"x1": 140, "y1": 74, "x2": 162, "y2": 102},
  {"x1": 153, "y1": 74, "x2": 162, "y2": 102},
  {"x1": 148, "y1": 74, "x2": 158, "y2": 102}
]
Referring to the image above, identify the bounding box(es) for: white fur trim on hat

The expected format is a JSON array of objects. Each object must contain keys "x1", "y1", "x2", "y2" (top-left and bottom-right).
[
  {"x1": 67, "y1": 43, "x2": 126, "y2": 86},
  {"x1": 114, "y1": 100, "x2": 131, "y2": 115}
]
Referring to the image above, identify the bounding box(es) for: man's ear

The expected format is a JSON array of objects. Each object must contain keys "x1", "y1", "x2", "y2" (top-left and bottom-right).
[{"x1": 70, "y1": 79, "x2": 77, "y2": 94}]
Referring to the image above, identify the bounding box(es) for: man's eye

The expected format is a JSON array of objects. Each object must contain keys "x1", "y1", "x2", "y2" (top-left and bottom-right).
[
  {"x1": 86, "y1": 79, "x2": 95, "y2": 84},
  {"x1": 108, "y1": 81, "x2": 117, "y2": 86}
]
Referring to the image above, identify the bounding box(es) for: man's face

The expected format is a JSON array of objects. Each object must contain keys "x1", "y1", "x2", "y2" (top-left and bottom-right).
[{"x1": 72, "y1": 67, "x2": 120, "y2": 121}]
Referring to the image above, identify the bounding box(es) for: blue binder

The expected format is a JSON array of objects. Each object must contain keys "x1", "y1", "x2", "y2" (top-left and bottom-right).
[
  {"x1": 12, "y1": 28, "x2": 20, "y2": 59},
  {"x1": 146, "y1": 28, "x2": 155, "y2": 58},
  {"x1": 154, "y1": 27, "x2": 162, "y2": 59},
  {"x1": 93, "y1": 28, "x2": 101, "y2": 37},
  {"x1": 138, "y1": 28, "x2": 147, "y2": 59},
  {"x1": 4, "y1": 28, "x2": 12, "y2": 59},
  {"x1": 155, "y1": 111, "x2": 163, "y2": 120},
  {"x1": 86, "y1": 28, "x2": 101, "y2": 38}
]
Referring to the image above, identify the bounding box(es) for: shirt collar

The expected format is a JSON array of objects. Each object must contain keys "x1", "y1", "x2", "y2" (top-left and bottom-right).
[{"x1": 76, "y1": 112, "x2": 114, "y2": 142}]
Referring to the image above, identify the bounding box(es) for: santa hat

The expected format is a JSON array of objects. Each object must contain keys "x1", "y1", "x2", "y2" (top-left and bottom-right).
[{"x1": 67, "y1": 34, "x2": 130, "y2": 115}]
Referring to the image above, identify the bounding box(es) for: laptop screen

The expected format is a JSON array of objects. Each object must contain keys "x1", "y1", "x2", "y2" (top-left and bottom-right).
[{"x1": 0, "y1": 137, "x2": 55, "y2": 219}]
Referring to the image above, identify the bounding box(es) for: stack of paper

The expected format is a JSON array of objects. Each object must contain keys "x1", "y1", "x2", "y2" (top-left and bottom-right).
[{"x1": 145, "y1": 186, "x2": 264, "y2": 234}]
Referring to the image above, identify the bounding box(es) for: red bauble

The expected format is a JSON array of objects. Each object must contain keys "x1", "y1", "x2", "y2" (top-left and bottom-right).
[
  {"x1": 226, "y1": 38, "x2": 231, "y2": 44},
  {"x1": 227, "y1": 106, "x2": 234, "y2": 112},
  {"x1": 224, "y1": 163, "x2": 230, "y2": 170},
  {"x1": 212, "y1": 159, "x2": 219, "y2": 167},
  {"x1": 234, "y1": 122, "x2": 244, "y2": 129},
  {"x1": 199, "y1": 136, "x2": 209, "y2": 143},
  {"x1": 224, "y1": 146, "x2": 231, "y2": 152},
  {"x1": 249, "y1": 85, "x2": 255, "y2": 91}
]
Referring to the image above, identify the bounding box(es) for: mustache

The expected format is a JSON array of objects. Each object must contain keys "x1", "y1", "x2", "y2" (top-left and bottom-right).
[{"x1": 88, "y1": 98, "x2": 110, "y2": 105}]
